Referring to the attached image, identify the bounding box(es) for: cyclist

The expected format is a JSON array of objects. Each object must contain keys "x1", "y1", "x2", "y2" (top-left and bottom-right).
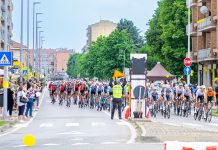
[
  {"x1": 59, "y1": 82, "x2": 66, "y2": 105},
  {"x1": 66, "y1": 82, "x2": 72, "y2": 107},
  {"x1": 49, "y1": 82, "x2": 56, "y2": 103},
  {"x1": 205, "y1": 86, "x2": 216, "y2": 108},
  {"x1": 195, "y1": 85, "x2": 206, "y2": 113},
  {"x1": 175, "y1": 83, "x2": 184, "y2": 114},
  {"x1": 215, "y1": 82, "x2": 218, "y2": 113},
  {"x1": 149, "y1": 86, "x2": 159, "y2": 113}
]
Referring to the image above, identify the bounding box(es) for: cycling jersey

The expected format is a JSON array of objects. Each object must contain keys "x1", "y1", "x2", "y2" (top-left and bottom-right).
[{"x1": 150, "y1": 92, "x2": 158, "y2": 101}]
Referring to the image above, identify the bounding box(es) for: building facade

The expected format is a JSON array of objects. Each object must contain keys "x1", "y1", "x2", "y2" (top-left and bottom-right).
[
  {"x1": 187, "y1": 0, "x2": 218, "y2": 86},
  {"x1": 1, "y1": 0, "x2": 13, "y2": 51},
  {"x1": 11, "y1": 40, "x2": 28, "y2": 66},
  {"x1": 30, "y1": 49, "x2": 73, "y2": 77},
  {"x1": 84, "y1": 20, "x2": 117, "y2": 52}
]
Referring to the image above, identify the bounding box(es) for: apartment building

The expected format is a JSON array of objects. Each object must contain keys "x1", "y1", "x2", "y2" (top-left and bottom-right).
[
  {"x1": 0, "y1": 0, "x2": 13, "y2": 51},
  {"x1": 187, "y1": 0, "x2": 218, "y2": 86},
  {"x1": 83, "y1": 20, "x2": 117, "y2": 52},
  {"x1": 30, "y1": 49, "x2": 74, "y2": 77}
]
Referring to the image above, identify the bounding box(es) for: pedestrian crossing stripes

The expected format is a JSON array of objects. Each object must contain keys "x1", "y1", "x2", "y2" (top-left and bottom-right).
[{"x1": 40, "y1": 123, "x2": 53, "y2": 128}]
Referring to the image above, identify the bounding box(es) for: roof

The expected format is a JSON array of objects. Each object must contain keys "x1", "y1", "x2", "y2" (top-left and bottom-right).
[
  {"x1": 147, "y1": 62, "x2": 175, "y2": 81},
  {"x1": 10, "y1": 40, "x2": 28, "y2": 50}
]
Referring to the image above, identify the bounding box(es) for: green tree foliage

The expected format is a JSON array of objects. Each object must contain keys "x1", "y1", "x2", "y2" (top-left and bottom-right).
[
  {"x1": 117, "y1": 19, "x2": 144, "y2": 48},
  {"x1": 67, "y1": 30, "x2": 135, "y2": 80},
  {"x1": 145, "y1": 0, "x2": 189, "y2": 77}
]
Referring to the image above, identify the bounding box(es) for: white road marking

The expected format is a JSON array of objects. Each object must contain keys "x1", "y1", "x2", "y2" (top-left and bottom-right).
[
  {"x1": 44, "y1": 143, "x2": 61, "y2": 146},
  {"x1": 11, "y1": 145, "x2": 26, "y2": 148},
  {"x1": 116, "y1": 122, "x2": 128, "y2": 126},
  {"x1": 101, "y1": 142, "x2": 118, "y2": 144},
  {"x1": 102, "y1": 111, "x2": 137, "y2": 144},
  {"x1": 91, "y1": 122, "x2": 105, "y2": 126},
  {"x1": 138, "y1": 123, "x2": 147, "y2": 136},
  {"x1": 65, "y1": 123, "x2": 80, "y2": 127},
  {"x1": 0, "y1": 89, "x2": 46, "y2": 137},
  {"x1": 163, "y1": 122, "x2": 181, "y2": 127},
  {"x1": 40, "y1": 123, "x2": 53, "y2": 128},
  {"x1": 14, "y1": 124, "x2": 28, "y2": 128},
  {"x1": 71, "y1": 138, "x2": 84, "y2": 141},
  {"x1": 72, "y1": 143, "x2": 90, "y2": 146},
  {"x1": 182, "y1": 123, "x2": 202, "y2": 127},
  {"x1": 58, "y1": 131, "x2": 85, "y2": 135}
]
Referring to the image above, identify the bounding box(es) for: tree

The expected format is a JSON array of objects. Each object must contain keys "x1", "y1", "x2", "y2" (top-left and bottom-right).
[{"x1": 117, "y1": 19, "x2": 144, "y2": 48}]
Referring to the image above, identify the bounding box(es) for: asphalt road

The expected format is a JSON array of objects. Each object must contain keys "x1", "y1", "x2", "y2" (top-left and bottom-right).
[
  {"x1": 0, "y1": 90, "x2": 163, "y2": 150},
  {"x1": 150, "y1": 105, "x2": 218, "y2": 132}
]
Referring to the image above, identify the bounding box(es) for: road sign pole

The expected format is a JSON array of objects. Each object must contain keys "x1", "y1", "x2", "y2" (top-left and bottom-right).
[
  {"x1": 3, "y1": 0, "x2": 9, "y2": 120},
  {"x1": 187, "y1": 0, "x2": 191, "y2": 85}
]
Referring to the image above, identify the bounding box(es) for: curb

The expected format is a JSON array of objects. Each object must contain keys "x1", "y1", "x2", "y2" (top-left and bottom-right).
[
  {"x1": 0, "y1": 121, "x2": 17, "y2": 133},
  {"x1": 128, "y1": 118, "x2": 161, "y2": 143}
]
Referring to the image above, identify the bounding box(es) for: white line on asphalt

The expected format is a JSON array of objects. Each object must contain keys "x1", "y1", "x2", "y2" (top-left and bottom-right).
[
  {"x1": 116, "y1": 121, "x2": 128, "y2": 126},
  {"x1": 0, "y1": 89, "x2": 46, "y2": 137},
  {"x1": 65, "y1": 123, "x2": 80, "y2": 127},
  {"x1": 72, "y1": 143, "x2": 90, "y2": 146},
  {"x1": 209, "y1": 123, "x2": 218, "y2": 127},
  {"x1": 163, "y1": 122, "x2": 181, "y2": 127},
  {"x1": 71, "y1": 138, "x2": 84, "y2": 141},
  {"x1": 40, "y1": 123, "x2": 53, "y2": 128},
  {"x1": 91, "y1": 122, "x2": 105, "y2": 126},
  {"x1": 44, "y1": 143, "x2": 61, "y2": 146},
  {"x1": 102, "y1": 110, "x2": 137, "y2": 144},
  {"x1": 11, "y1": 145, "x2": 26, "y2": 148},
  {"x1": 57, "y1": 131, "x2": 85, "y2": 135},
  {"x1": 101, "y1": 142, "x2": 118, "y2": 144},
  {"x1": 182, "y1": 123, "x2": 202, "y2": 127}
]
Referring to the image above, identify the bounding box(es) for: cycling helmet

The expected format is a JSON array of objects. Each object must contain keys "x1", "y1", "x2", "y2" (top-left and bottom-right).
[
  {"x1": 201, "y1": 85, "x2": 206, "y2": 89},
  {"x1": 189, "y1": 84, "x2": 192, "y2": 87},
  {"x1": 179, "y1": 83, "x2": 183, "y2": 86}
]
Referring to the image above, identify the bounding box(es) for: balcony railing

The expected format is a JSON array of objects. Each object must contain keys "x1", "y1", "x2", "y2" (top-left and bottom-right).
[
  {"x1": 186, "y1": 0, "x2": 197, "y2": 7},
  {"x1": 197, "y1": 48, "x2": 212, "y2": 61},
  {"x1": 197, "y1": 16, "x2": 216, "y2": 31}
]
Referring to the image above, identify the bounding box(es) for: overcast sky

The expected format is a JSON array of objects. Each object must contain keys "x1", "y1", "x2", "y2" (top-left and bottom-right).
[{"x1": 12, "y1": 0, "x2": 158, "y2": 52}]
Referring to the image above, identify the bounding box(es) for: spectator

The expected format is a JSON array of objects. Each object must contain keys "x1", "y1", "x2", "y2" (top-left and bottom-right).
[
  {"x1": 215, "y1": 81, "x2": 218, "y2": 113},
  {"x1": 17, "y1": 83, "x2": 28, "y2": 121},
  {"x1": 25, "y1": 86, "x2": 35, "y2": 118},
  {"x1": 7, "y1": 84, "x2": 14, "y2": 120}
]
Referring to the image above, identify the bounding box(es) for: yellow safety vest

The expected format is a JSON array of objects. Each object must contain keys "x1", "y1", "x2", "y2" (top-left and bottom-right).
[
  {"x1": 113, "y1": 85, "x2": 122, "y2": 98},
  {"x1": 125, "y1": 85, "x2": 130, "y2": 94}
]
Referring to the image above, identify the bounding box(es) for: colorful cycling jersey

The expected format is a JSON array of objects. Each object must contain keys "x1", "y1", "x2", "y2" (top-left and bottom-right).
[
  {"x1": 196, "y1": 89, "x2": 205, "y2": 97},
  {"x1": 184, "y1": 90, "x2": 191, "y2": 96},
  {"x1": 150, "y1": 92, "x2": 158, "y2": 101},
  {"x1": 176, "y1": 87, "x2": 184, "y2": 95},
  {"x1": 165, "y1": 89, "x2": 172, "y2": 95}
]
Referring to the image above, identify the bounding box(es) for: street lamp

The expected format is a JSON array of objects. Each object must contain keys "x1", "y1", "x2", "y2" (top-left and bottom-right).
[
  {"x1": 38, "y1": 31, "x2": 44, "y2": 73},
  {"x1": 32, "y1": 2, "x2": 40, "y2": 71},
  {"x1": 187, "y1": 0, "x2": 191, "y2": 85},
  {"x1": 20, "y1": 0, "x2": 24, "y2": 66},
  {"x1": 3, "y1": 0, "x2": 9, "y2": 120},
  {"x1": 35, "y1": 13, "x2": 42, "y2": 73}
]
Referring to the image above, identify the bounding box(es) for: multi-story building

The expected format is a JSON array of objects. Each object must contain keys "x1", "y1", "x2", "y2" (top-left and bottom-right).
[
  {"x1": 84, "y1": 20, "x2": 117, "y2": 52},
  {"x1": 187, "y1": 0, "x2": 218, "y2": 86},
  {"x1": 30, "y1": 49, "x2": 74, "y2": 77},
  {"x1": 1, "y1": 0, "x2": 13, "y2": 51}
]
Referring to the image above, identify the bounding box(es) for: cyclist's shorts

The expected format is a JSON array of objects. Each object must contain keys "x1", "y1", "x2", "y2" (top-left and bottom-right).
[
  {"x1": 184, "y1": 95, "x2": 190, "y2": 101},
  {"x1": 166, "y1": 95, "x2": 171, "y2": 101},
  {"x1": 109, "y1": 92, "x2": 113, "y2": 96},
  {"x1": 198, "y1": 95, "x2": 204, "y2": 103},
  {"x1": 60, "y1": 90, "x2": 64, "y2": 94},
  {"x1": 207, "y1": 96, "x2": 214, "y2": 103},
  {"x1": 152, "y1": 95, "x2": 158, "y2": 101},
  {"x1": 80, "y1": 91, "x2": 85, "y2": 96},
  {"x1": 52, "y1": 90, "x2": 55, "y2": 95},
  {"x1": 216, "y1": 96, "x2": 218, "y2": 106},
  {"x1": 67, "y1": 90, "x2": 71, "y2": 94},
  {"x1": 178, "y1": 93, "x2": 182, "y2": 98}
]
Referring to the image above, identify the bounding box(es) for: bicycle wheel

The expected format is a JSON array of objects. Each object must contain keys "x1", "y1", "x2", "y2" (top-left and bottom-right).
[
  {"x1": 208, "y1": 110, "x2": 212, "y2": 123},
  {"x1": 198, "y1": 110, "x2": 202, "y2": 121}
]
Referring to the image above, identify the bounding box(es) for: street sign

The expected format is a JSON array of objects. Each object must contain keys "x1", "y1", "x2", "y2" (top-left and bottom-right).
[
  {"x1": 0, "y1": 52, "x2": 12, "y2": 66},
  {"x1": 184, "y1": 57, "x2": 192, "y2": 67},
  {"x1": 22, "y1": 70, "x2": 28, "y2": 76},
  {"x1": 184, "y1": 67, "x2": 192, "y2": 75}
]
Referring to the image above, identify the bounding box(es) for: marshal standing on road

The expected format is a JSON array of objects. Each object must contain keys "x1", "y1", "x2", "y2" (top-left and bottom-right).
[{"x1": 110, "y1": 79, "x2": 124, "y2": 120}]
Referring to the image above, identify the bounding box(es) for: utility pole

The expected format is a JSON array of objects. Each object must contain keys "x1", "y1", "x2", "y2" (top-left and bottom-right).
[
  {"x1": 3, "y1": 0, "x2": 9, "y2": 120},
  {"x1": 187, "y1": 0, "x2": 191, "y2": 85},
  {"x1": 27, "y1": 0, "x2": 30, "y2": 77}
]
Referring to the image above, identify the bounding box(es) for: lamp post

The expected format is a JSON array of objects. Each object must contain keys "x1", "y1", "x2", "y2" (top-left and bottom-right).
[
  {"x1": 35, "y1": 13, "x2": 42, "y2": 73},
  {"x1": 3, "y1": 0, "x2": 9, "y2": 120},
  {"x1": 32, "y1": 2, "x2": 40, "y2": 72},
  {"x1": 38, "y1": 31, "x2": 44, "y2": 73},
  {"x1": 20, "y1": 0, "x2": 23, "y2": 67},
  {"x1": 27, "y1": 0, "x2": 30, "y2": 78}
]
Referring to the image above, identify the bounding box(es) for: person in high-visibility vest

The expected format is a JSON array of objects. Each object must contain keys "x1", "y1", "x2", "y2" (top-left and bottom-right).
[
  {"x1": 124, "y1": 83, "x2": 130, "y2": 106},
  {"x1": 111, "y1": 80, "x2": 123, "y2": 120}
]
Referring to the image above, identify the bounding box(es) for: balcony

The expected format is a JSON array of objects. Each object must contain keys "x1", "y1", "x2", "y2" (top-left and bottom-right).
[
  {"x1": 186, "y1": 0, "x2": 197, "y2": 7},
  {"x1": 197, "y1": 16, "x2": 216, "y2": 32},
  {"x1": 186, "y1": 23, "x2": 197, "y2": 36},
  {"x1": 197, "y1": 48, "x2": 218, "y2": 62}
]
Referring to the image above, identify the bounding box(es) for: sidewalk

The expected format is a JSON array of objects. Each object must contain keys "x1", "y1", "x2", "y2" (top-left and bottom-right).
[{"x1": 133, "y1": 120, "x2": 218, "y2": 142}]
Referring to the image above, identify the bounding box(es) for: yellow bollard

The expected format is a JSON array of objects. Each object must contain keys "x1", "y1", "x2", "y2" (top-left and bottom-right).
[{"x1": 23, "y1": 134, "x2": 36, "y2": 147}]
